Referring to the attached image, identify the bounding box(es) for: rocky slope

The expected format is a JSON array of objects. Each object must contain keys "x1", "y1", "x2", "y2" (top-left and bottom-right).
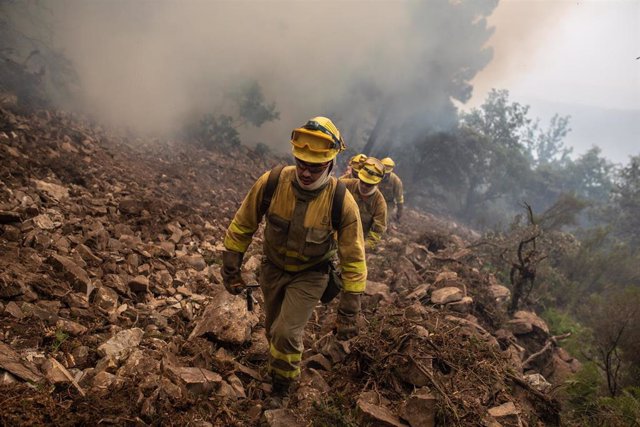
[{"x1": 0, "y1": 106, "x2": 578, "y2": 426}]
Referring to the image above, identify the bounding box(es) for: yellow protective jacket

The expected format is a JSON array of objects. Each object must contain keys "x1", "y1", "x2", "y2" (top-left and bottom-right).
[
  {"x1": 224, "y1": 166, "x2": 367, "y2": 293},
  {"x1": 379, "y1": 171, "x2": 404, "y2": 207},
  {"x1": 340, "y1": 178, "x2": 387, "y2": 249},
  {"x1": 339, "y1": 170, "x2": 359, "y2": 180}
]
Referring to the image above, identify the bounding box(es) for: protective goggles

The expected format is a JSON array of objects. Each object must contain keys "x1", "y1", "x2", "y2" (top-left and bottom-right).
[
  {"x1": 291, "y1": 120, "x2": 345, "y2": 152},
  {"x1": 295, "y1": 158, "x2": 331, "y2": 174}
]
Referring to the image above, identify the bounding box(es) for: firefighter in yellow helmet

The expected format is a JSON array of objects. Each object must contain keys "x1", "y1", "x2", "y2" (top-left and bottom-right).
[
  {"x1": 221, "y1": 117, "x2": 366, "y2": 401},
  {"x1": 340, "y1": 157, "x2": 387, "y2": 249},
  {"x1": 339, "y1": 153, "x2": 368, "y2": 180},
  {"x1": 379, "y1": 157, "x2": 404, "y2": 221}
]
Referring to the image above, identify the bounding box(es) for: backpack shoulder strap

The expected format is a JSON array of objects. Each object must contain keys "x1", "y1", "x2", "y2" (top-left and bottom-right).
[
  {"x1": 331, "y1": 180, "x2": 346, "y2": 231},
  {"x1": 259, "y1": 165, "x2": 285, "y2": 218}
]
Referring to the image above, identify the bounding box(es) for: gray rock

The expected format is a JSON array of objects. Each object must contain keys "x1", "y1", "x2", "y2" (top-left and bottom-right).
[
  {"x1": 0, "y1": 371, "x2": 18, "y2": 384},
  {"x1": 76, "y1": 244, "x2": 101, "y2": 265},
  {"x1": 357, "y1": 391, "x2": 407, "y2": 427},
  {"x1": 188, "y1": 292, "x2": 259, "y2": 345},
  {"x1": 430, "y1": 287, "x2": 464, "y2": 304},
  {"x1": 4, "y1": 301, "x2": 25, "y2": 319},
  {"x1": 72, "y1": 346, "x2": 90, "y2": 367},
  {"x1": 97, "y1": 328, "x2": 144, "y2": 362},
  {"x1": 118, "y1": 198, "x2": 145, "y2": 215},
  {"x1": 48, "y1": 254, "x2": 93, "y2": 294},
  {"x1": 94, "y1": 286, "x2": 119, "y2": 312},
  {"x1": 262, "y1": 409, "x2": 303, "y2": 427},
  {"x1": 42, "y1": 358, "x2": 72, "y2": 384},
  {"x1": 489, "y1": 284, "x2": 511, "y2": 302},
  {"x1": 395, "y1": 357, "x2": 432, "y2": 387},
  {"x1": 365, "y1": 280, "x2": 393, "y2": 303},
  {"x1": 487, "y1": 402, "x2": 522, "y2": 427},
  {"x1": 304, "y1": 353, "x2": 332, "y2": 371},
  {"x1": 91, "y1": 371, "x2": 116, "y2": 391},
  {"x1": 314, "y1": 333, "x2": 350, "y2": 364},
  {"x1": 0, "y1": 342, "x2": 43, "y2": 383},
  {"x1": 303, "y1": 368, "x2": 330, "y2": 393},
  {"x1": 178, "y1": 254, "x2": 207, "y2": 271},
  {"x1": 32, "y1": 214, "x2": 55, "y2": 230},
  {"x1": 33, "y1": 179, "x2": 69, "y2": 201},
  {"x1": 505, "y1": 319, "x2": 533, "y2": 335},
  {"x1": 406, "y1": 283, "x2": 431, "y2": 301},
  {"x1": 400, "y1": 389, "x2": 437, "y2": 427},
  {"x1": 56, "y1": 319, "x2": 88, "y2": 336},
  {"x1": 447, "y1": 296, "x2": 473, "y2": 313},
  {"x1": 128, "y1": 275, "x2": 149, "y2": 293},
  {"x1": 524, "y1": 373, "x2": 552, "y2": 393},
  {"x1": 166, "y1": 365, "x2": 223, "y2": 395},
  {"x1": 227, "y1": 374, "x2": 246, "y2": 398},
  {"x1": 513, "y1": 311, "x2": 550, "y2": 334}
]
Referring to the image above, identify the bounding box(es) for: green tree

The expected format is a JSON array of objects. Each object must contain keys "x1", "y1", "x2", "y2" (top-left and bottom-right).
[
  {"x1": 186, "y1": 80, "x2": 279, "y2": 150},
  {"x1": 582, "y1": 287, "x2": 640, "y2": 397},
  {"x1": 610, "y1": 155, "x2": 640, "y2": 246},
  {"x1": 567, "y1": 147, "x2": 615, "y2": 204},
  {"x1": 524, "y1": 114, "x2": 572, "y2": 167},
  {"x1": 462, "y1": 89, "x2": 531, "y2": 150},
  {"x1": 234, "y1": 81, "x2": 280, "y2": 127}
]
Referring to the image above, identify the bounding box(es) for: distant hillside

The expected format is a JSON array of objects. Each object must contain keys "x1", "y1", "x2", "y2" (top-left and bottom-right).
[{"x1": 524, "y1": 98, "x2": 639, "y2": 164}]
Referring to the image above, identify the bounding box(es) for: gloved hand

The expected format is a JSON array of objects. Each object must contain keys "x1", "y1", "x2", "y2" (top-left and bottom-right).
[
  {"x1": 221, "y1": 250, "x2": 246, "y2": 295},
  {"x1": 365, "y1": 239, "x2": 376, "y2": 251},
  {"x1": 335, "y1": 292, "x2": 361, "y2": 340},
  {"x1": 396, "y1": 203, "x2": 403, "y2": 221}
]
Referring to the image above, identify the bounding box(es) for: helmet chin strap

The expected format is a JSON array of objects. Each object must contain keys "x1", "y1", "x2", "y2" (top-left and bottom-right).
[{"x1": 295, "y1": 159, "x2": 334, "y2": 190}]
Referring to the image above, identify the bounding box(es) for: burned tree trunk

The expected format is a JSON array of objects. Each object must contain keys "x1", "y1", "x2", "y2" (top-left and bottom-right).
[
  {"x1": 362, "y1": 99, "x2": 391, "y2": 156},
  {"x1": 506, "y1": 203, "x2": 547, "y2": 315}
]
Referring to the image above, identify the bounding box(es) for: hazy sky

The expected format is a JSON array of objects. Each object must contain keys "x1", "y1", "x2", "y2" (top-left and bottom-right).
[
  {"x1": 38, "y1": 0, "x2": 638, "y2": 164},
  {"x1": 470, "y1": 0, "x2": 639, "y2": 163}
]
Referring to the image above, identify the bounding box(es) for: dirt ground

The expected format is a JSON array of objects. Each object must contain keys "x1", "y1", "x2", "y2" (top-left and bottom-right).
[{"x1": 0, "y1": 106, "x2": 566, "y2": 426}]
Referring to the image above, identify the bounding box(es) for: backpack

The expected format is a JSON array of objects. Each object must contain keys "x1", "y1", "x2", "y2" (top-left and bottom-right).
[{"x1": 259, "y1": 165, "x2": 346, "y2": 230}]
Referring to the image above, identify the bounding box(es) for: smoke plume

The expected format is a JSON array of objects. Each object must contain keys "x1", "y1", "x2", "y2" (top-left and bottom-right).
[{"x1": 15, "y1": 0, "x2": 498, "y2": 151}]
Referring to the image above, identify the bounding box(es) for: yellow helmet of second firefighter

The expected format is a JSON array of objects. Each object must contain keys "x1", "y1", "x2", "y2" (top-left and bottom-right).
[
  {"x1": 358, "y1": 157, "x2": 386, "y2": 185},
  {"x1": 381, "y1": 157, "x2": 395, "y2": 173},
  {"x1": 290, "y1": 116, "x2": 345, "y2": 163},
  {"x1": 350, "y1": 153, "x2": 368, "y2": 172}
]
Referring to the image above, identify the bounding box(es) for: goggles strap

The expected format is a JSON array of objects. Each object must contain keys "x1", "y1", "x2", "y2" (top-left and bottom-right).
[{"x1": 303, "y1": 121, "x2": 343, "y2": 149}]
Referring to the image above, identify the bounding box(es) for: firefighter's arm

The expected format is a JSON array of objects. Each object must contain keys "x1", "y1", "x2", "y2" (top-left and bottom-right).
[
  {"x1": 394, "y1": 174, "x2": 404, "y2": 205},
  {"x1": 336, "y1": 191, "x2": 367, "y2": 292},
  {"x1": 222, "y1": 172, "x2": 269, "y2": 293},
  {"x1": 366, "y1": 193, "x2": 388, "y2": 249},
  {"x1": 335, "y1": 192, "x2": 367, "y2": 340},
  {"x1": 223, "y1": 171, "x2": 269, "y2": 254}
]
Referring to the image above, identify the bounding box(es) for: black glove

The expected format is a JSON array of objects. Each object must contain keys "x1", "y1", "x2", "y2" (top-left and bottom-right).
[
  {"x1": 221, "y1": 250, "x2": 245, "y2": 295},
  {"x1": 396, "y1": 203, "x2": 404, "y2": 221},
  {"x1": 335, "y1": 292, "x2": 361, "y2": 340}
]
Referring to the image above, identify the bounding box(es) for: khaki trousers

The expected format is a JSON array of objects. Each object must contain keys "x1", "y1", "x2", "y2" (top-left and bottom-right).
[{"x1": 260, "y1": 260, "x2": 328, "y2": 382}]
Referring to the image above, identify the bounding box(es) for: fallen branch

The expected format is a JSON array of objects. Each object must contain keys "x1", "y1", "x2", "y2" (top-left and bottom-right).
[
  {"x1": 522, "y1": 341, "x2": 553, "y2": 370},
  {"x1": 522, "y1": 332, "x2": 572, "y2": 369}
]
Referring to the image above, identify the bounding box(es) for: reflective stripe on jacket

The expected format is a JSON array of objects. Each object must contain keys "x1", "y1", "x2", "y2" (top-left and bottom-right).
[{"x1": 224, "y1": 166, "x2": 367, "y2": 292}]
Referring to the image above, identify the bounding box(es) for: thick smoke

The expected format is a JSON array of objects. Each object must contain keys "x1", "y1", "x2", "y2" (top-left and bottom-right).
[{"x1": 36, "y1": 0, "x2": 496, "y2": 150}]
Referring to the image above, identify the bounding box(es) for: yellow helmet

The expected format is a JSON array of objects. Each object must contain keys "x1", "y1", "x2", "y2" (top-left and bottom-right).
[
  {"x1": 358, "y1": 157, "x2": 385, "y2": 185},
  {"x1": 291, "y1": 116, "x2": 345, "y2": 163},
  {"x1": 381, "y1": 157, "x2": 395, "y2": 173},
  {"x1": 350, "y1": 153, "x2": 368, "y2": 171}
]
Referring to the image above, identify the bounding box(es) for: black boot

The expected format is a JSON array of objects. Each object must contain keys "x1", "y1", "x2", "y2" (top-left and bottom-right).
[{"x1": 265, "y1": 376, "x2": 292, "y2": 409}]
